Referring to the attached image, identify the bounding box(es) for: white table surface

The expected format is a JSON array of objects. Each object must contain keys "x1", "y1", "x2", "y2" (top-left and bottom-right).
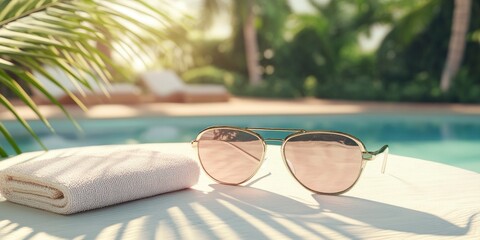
[{"x1": 0, "y1": 143, "x2": 479, "y2": 239}]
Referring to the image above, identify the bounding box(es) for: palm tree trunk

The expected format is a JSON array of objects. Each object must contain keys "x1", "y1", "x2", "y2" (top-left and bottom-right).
[
  {"x1": 243, "y1": 0, "x2": 261, "y2": 85},
  {"x1": 440, "y1": 0, "x2": 471, "y2": 92}
]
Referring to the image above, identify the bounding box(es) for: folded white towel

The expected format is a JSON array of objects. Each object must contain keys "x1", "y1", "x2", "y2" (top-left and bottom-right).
[{"x1": 0, "y1": 145, "x2": 199, "y2": 214}]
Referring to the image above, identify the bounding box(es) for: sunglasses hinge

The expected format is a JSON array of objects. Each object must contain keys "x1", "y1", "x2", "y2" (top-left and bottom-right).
[{"x1": 362, "y1": 152, "x2": 374, "y2": 160}]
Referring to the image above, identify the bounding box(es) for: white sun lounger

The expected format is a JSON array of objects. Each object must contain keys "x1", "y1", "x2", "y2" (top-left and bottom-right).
[
  {"x1": 140, "y1": 70, "x2": 230, "y2": 103},
  {"x1": 33, "y1": 66, "x2": 142, "y2": 105}
]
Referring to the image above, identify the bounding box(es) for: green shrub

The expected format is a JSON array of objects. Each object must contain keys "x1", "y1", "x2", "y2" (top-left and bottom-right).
[
  {"x1": 181, "y1": 66, "x2": 230, "y2": 85},
  {"x1": 232, "y1": 78, "x2": 302, "y2": 99},
  {"x1": 449, "y1": 69, "x2": 480, "y2": 103}
]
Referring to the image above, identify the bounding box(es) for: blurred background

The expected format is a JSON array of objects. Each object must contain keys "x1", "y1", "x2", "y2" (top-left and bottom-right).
[
  {"x1": 129, "y1": 0, "x2": 480, "y2": 102},
  {"x1": 2, "y1": 0, "x2": 479, "y2": 102}
]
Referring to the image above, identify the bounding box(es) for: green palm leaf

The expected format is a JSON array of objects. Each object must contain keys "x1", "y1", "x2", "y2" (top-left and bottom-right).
[
  {"x1": 0, "y1": 122, "x2": 20, "y2": 157},
  {"x1": 0, "y1": 0, "x2": 177, "y2": 157}
]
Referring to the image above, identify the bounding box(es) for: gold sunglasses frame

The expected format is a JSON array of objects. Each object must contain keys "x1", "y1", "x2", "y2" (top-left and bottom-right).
[{"x1": 192, "y1": 126, "x2": 389, "y2": 195}]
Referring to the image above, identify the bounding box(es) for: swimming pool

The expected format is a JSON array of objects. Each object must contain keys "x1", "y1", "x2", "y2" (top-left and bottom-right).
[{"x1": 2, "y1": 113, "x2": 480, "y2": 173}]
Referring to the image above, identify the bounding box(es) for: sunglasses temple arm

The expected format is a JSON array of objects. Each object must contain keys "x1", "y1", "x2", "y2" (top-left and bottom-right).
[
  {"x1": 364, "y1": 145, "x2": 389, "y2": 174},
  {"x1": 376, "y1": 145, "x2": 389, "y2": 174}
]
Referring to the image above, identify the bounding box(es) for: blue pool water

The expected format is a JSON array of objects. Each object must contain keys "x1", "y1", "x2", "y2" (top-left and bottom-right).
[{"x1": 2, "y1": 114, "x2": 480, "y2": 173}]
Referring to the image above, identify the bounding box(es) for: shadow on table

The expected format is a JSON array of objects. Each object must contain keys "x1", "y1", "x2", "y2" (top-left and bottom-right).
[
  {"x1": 312, "y1": 195, "x2": 477, "y2": 237},
  {"x1": 0, "y1": 184, "x2": 476, "y2": 239}
]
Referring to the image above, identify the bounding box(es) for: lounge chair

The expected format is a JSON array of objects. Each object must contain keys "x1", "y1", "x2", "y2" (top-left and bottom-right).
[
  {"x1": 139, "y1": 70, "x2": 230, "y2": 103},
  {"x1": 33, "y1": 66, "x2": 142, "y2": 105}
]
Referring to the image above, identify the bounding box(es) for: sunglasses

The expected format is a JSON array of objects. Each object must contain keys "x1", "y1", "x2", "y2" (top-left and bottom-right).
[{"x1": 192, "y1": 126, "x2": 389, "y2": 195}]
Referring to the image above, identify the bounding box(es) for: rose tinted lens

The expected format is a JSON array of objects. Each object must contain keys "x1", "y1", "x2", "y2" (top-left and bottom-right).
[
  {"x1": 197, "y1": 128, "x2": 264, "y2": 184},
  {"x1": 283, "y1": 133, "x2": 363, "y2": 194}
]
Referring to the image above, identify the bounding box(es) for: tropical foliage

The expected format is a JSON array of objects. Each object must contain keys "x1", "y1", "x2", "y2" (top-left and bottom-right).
[
  {"x1": 0, "y1": 0, "x2": 175, "y2": 156},
  {"x1": 175, "y1": 0, "x2": 479, "y2": 102}
]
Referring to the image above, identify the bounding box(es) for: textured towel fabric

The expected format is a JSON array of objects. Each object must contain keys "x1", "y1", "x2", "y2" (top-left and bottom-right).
[{"x1": 0, "y1": 146, "x2": 199, "y2": 214}]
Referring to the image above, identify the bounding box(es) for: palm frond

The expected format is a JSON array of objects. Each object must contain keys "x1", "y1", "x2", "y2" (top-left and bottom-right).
[
  {"x1": 0, "y1": 0, "x2": 177, "y2": 156},
  {"x1": 0, "y1": 122, "x2": 20, "y2": 157}
]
